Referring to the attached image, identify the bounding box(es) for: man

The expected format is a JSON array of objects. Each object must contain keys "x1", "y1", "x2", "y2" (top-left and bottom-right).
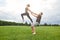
[
  {"x1": 21, "y1": 4, "x2": 33, "y2": 23},
  {"x1": 31, "y1": 12, "x2": 43, "y2": 34}
]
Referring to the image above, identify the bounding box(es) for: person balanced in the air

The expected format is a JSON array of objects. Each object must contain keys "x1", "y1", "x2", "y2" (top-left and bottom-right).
[
  {"x1": 21, "y1": 4, "x2": 33, "y2": 23},
  {"x1": 31, "y1": 12, "x2": 43, "y2": 34},
  {"x1": 21, "y1": 4, "x2": 35, "y2": 34}
]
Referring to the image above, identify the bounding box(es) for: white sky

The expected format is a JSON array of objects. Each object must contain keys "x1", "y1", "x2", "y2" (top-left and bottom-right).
[
  {"x1": 0, "y1": 0, "x2": 60, "y2": 24},
  {"x1": 0, "y1": 0, "x2": 56, "y2": 12}
]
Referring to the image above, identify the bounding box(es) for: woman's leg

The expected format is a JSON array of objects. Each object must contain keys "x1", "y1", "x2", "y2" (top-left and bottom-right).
[
  {"x1": 21, "y1": 13, "x2": 26, "y2": 21},
  {"x1": 27, "y1": 15, "x2": 33, "y2": 23}
]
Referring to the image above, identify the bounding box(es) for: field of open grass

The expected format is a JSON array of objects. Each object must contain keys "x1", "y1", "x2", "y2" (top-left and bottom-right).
[{"x1": 0, "y1": 26, "x2": 60, "y2": 40}]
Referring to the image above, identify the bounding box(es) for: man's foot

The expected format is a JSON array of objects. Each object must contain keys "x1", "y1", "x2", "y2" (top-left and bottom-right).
[{"x1": 32, "y1": 32, "x2": 36, "y2": 35}]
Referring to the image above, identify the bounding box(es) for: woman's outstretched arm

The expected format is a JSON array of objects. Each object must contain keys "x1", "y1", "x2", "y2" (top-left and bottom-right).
[{"x1": 31, "y1": 13, "x2": 38, "y2": 17}]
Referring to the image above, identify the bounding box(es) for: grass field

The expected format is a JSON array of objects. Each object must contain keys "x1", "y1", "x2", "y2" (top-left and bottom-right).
[{"x1": 0, "y1": 26, "x2": 60, "y2": 40}]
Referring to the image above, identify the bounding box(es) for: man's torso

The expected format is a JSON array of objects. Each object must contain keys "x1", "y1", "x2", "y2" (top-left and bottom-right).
[{"x1": 36, "y1": 15, "x2": 41, "y2": 23}]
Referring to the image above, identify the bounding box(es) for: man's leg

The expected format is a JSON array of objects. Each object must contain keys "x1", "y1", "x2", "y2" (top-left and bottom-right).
[
  {"x1": 31, "y1": 23, "x2": 36, "y2": 34},
  {"x1": 21, "y1": 13, "x2": 26, "y2": 22}
]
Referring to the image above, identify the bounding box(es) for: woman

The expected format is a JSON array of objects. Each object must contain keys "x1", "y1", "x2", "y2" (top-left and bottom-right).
[{"x1": 21, "y1": 4, "x2": 33, "y2": 23}]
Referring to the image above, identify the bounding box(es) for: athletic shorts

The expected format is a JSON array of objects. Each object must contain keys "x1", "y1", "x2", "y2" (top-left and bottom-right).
[{"x1": 31, "y1": 22, "x2": 40, "y2": 27}]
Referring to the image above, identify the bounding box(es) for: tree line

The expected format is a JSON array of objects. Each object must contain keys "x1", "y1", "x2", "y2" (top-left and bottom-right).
[
  {"x1": 0, "y1": 20, "x2": 29, "y2": 26},
  {"x1": 0, "y1": 20, "x2": 60, "y2": 26}
]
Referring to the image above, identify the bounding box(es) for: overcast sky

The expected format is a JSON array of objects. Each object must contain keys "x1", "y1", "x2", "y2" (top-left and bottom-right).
[{"x1": 0, "y1": 0, "x2": 60, "y2": 24}]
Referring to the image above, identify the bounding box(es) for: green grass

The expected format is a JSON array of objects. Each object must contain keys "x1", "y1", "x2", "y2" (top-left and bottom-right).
[{"x1": 0, "y1": 26, "x2": 60, "y2": 40}]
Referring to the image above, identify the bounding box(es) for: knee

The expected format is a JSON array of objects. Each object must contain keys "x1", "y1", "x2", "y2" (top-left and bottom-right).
[{"x1": 21, "y1": 14, "x2": 23, "y2": 16}]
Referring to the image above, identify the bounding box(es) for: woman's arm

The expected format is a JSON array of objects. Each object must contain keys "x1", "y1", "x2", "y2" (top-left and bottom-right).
[
  {"x1": 27, "y1": 8, "x2": 37, "y2": 14},
  {"x1": 27, "y1": 8, "x2": 33, "y2": 13},
  {"x1": 27, "y1": 7, "x2": 38, "y2": 15},
  {"x1": 31, "y1": 13, "x2": 38, "y2": 17},
  {"x1": 27, "y1": 7, "x2": 38, "y2": 17}
]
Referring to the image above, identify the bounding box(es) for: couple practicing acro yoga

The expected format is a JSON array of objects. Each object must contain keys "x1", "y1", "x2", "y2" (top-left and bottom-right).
[{"x1": 21, "y1": 4, "x2": 43, "y2": 35}]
